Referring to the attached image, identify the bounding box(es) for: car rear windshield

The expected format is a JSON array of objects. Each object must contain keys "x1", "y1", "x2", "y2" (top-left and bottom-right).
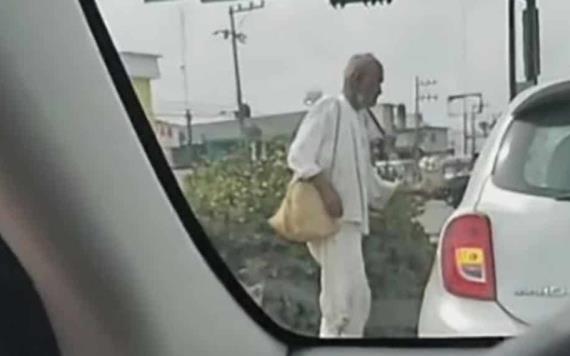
[{"x1": 494, "y1": 104, "x2": 570, "y2": 198}]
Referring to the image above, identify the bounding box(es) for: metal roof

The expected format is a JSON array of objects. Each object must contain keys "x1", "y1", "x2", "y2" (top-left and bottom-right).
[{"x1": 190, "y1": 111, "x2": 306, "y2": 144}]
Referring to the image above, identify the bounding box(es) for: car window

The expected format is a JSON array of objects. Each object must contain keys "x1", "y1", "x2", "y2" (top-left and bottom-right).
[
  {"x1": 495, "y1": 105, "x2": 570, "y2": 196},
  {"x1": 94, "y1": 0, "x2": 570, "y2": 340}
]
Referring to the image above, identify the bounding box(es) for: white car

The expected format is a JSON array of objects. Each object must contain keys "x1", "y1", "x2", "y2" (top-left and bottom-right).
[{"x1": 419, "y1": 79, "x2": 570, "y2": 338}]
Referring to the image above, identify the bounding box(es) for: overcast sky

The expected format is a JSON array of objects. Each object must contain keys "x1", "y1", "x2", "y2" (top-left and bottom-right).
[{"x1": 96, "y1": 0, "x2": 570, "y2": 132}]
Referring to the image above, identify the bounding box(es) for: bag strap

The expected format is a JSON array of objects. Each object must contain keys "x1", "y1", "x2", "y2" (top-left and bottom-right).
[
  {"x1": 288, "y1": 98, "x2": 341, "y2": 178},
  {"x1": 329, "y1": 99, "x2": 342, "y2": 178},
  {"x1": 366, "y1": 108, "x2": 386, "y2": 137}
]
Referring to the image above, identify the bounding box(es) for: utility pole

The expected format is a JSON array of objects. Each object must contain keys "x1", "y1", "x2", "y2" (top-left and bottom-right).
[
  {"x1": 184, "y1": 109, "x2": 192, "y2": 147},
  {"x1": 412, "y1": 76, "x2": 437, "y2": 155},
  {"x1": 472, "y1": 102, "x2": 490, "y2": 155},
  {"x1": 229, "y1": 5, "x2": 243, "y2": 121},
  {"x1": 489, "y1": 112, "x2": 502, "y2": 131},
  {"x1": 214, "y1": 1, "x2": 264, "y2": 133},
  {"x1": 411, "y1": 76, "x2": 437, "y2": 182},
  {"x1": 470, "y1": 104, "x2": 478, "y2": 156},
  {"x1": 447, "y1": 92, "x2": 483, "y2": 156},
  {"x1": 179, "y1": 6, "x2": 193, "y2": 147},
  {"x1": 479, "y1": 112, "x2": 500, "y2": 140},
  {"x1": 463, "y1": 98, "x2": 468, "y2": 156},
  {"x1": 414, "y1": 76, "x2": 438, "y2": 118}
]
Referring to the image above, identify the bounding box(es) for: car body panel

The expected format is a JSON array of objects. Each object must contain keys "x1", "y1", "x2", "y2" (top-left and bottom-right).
[
  {"x1": 418, "y1": 256, "x2": 527, "y2": 338},
  {"x1": 419, "y1": 79, "x2": 570, "y2": 337},
  {"x1": 0, "y1": 1, "x2": 286, "y2": 355},
  {"x1": 477, "y1": 159, "x2": 570, "y2": 325}
]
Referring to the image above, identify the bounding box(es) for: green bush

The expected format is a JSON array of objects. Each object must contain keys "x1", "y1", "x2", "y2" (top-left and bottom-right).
[
  {"x1": 366, "y1": 191, "x2": 434, "y2": 299},
  {"x1": 183, "y1": 139, "x2": 434, "y2": 337},
  {"x1": 184, "y1": 140, "x2": 289, "y2": 230}
]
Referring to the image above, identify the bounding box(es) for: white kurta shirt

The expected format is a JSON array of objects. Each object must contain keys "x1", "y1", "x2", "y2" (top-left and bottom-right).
[{"x1": 288, "y1": 94, "x2": 397, "y2": 235}]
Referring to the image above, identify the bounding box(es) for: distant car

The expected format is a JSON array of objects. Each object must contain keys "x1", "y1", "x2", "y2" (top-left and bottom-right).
[
  {"x1": 375, "y1": 159, "x2": 416, "y2": 184},
  {"x1": 418, "y1": 80, "x2": 570, "y2": 338},
  {"x1": 417, "y1": 156, "x2": 446, "y2": 199},
  {"x1": 442, "y1": 173, "x2": 470, "y2": 208},
  {"x1": 437, "y1": 158, "x2": 471, "y2": 201},
  {"x1": 413, "y1": 156, "x2": 473, "y2": 201}
]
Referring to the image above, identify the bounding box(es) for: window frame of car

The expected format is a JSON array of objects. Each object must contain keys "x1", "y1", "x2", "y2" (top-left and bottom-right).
[
  {"x1": 492, "y1": 103, "x2": 570, "y2": 198},
  {"x1": 81, "y1": 0, "x2": 509, "y2": 349}
]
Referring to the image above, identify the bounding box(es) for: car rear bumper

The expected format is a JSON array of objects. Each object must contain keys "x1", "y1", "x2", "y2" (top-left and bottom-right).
[{"x1": 418, "y1": 265, "x2": 527, "y2": 338}]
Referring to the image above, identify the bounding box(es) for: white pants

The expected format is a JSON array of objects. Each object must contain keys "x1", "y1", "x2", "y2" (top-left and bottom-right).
[{"x1": 307, "y1": 223, "x2": 371, "y2": 338}]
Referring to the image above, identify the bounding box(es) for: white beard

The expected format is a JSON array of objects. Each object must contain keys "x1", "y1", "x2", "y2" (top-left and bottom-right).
[{"x1": 356, "y1": 93, "x2": 367, "y2": 108}]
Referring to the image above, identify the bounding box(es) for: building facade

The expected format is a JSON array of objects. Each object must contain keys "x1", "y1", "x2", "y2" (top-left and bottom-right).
[
  {"x1": 371, "y1": 103, "x2": 451, "y2": 160},
  {"x1": 152, "y1": 111, "x2": 307, "y2": 167},
  {"x1": 119, "y1": 51, "x2": 161, "y2": 121}
]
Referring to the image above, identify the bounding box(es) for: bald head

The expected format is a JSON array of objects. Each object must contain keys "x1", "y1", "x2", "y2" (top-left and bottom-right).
[
  {"x1": 344, "y1": 53, "x2": 383, "y2": 82},
  {"x1": 343, "y1": 53, "x2": 384, "y2": 110}
]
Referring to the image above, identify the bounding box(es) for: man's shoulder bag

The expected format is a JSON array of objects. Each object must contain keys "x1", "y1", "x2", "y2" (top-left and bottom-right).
[{"x1": 268, "y1": 100, "x2": 342, "y2": 243}]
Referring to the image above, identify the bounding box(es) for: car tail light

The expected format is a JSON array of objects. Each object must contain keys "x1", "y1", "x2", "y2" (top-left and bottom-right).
[{"x1": 442, "y1": 214, "x2": 496, "y2": 300}]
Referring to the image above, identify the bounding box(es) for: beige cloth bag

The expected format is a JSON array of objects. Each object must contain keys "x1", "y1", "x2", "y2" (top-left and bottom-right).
[{"x1": 269, "y1": 101, "x2": 341, "y2": 242}]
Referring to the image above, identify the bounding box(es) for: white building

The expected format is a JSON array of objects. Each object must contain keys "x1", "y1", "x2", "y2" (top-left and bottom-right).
[
  {"x1": 120, "y1": 51, "x2": 186, "y2": 165},
  {"x1": 119, "y1": 51, "x2": 161, "y2": 121}
]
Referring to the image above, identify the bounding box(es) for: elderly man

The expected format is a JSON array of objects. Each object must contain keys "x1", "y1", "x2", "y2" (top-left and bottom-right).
[{"x1": 288, "y1": 53, "x2": 398, "y2": 338}]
